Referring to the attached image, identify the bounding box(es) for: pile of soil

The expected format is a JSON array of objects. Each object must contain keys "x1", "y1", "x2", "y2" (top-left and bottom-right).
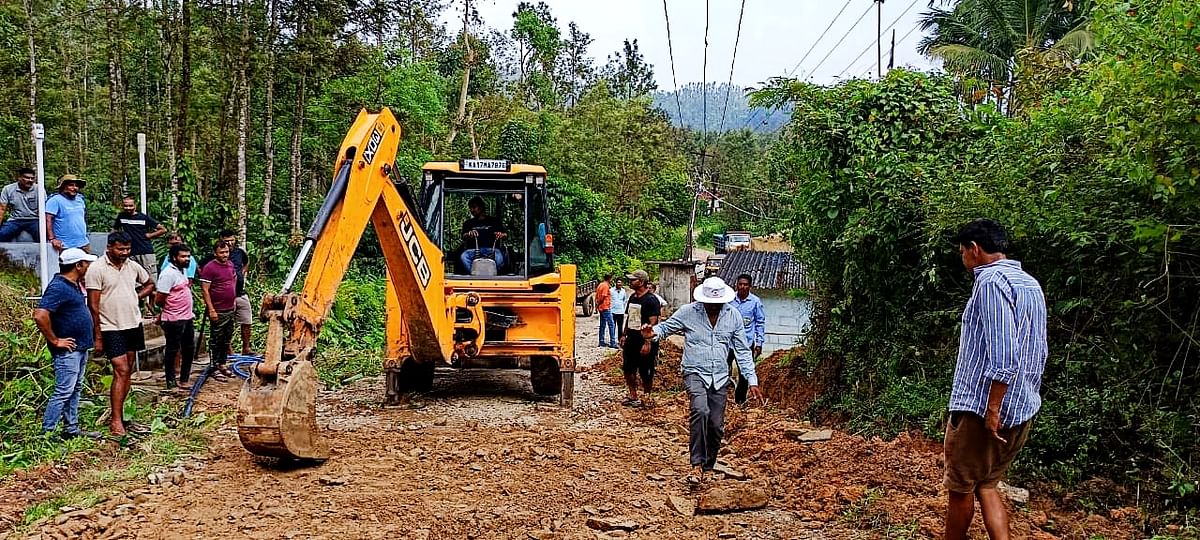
[{"x1": 586, "y1": 339, "x2": 685, "y2": 394}]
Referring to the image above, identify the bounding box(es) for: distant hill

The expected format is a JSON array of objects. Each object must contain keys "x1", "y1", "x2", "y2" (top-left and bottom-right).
[{"x1": 652, "y1": 82, "x2": 791, "y2": 134}]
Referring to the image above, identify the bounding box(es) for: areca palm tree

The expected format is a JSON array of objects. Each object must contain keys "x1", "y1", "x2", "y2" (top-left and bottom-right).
[{"x1": 918, "y1": 0, "x2": 1095, "y2": 114}]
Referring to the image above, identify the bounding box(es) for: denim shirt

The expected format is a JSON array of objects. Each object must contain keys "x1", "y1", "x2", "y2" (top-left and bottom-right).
[{"x1": 652, "y1": 302, "x2": 758, "y2": 390}]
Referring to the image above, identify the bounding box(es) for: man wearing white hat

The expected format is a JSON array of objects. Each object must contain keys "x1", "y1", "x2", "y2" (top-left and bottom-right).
[
  {"x1": 640, "y1": 276, "x2": 764, "y2": 483},
  {"x1": 33, "y1": 248, "x2": 101, "y2": 439}
]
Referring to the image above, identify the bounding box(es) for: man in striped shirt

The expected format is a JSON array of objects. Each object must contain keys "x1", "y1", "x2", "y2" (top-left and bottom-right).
[{"x1": 944, "y1": 218, "x2": 1047, "y2": 540}]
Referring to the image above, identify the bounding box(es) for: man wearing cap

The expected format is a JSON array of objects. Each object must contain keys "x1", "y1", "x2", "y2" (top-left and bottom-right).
[
  {"x1": 86, "y1": 231, "x2": 155, "y2": 437},
  {"x1": 618, "y1": 269, "x2": 661, "y2": 407},
  {"x1": 33, "y1": 248, "x2": 101, "y2": 440},
  {"x1": 640, "y1": 276, "x2": 764, "y2": 483},
  {"x1": 0, "y1": 167, "x2": 41, "y2": 242},
  {"x1": 45, "y1": 174, "x2": 89, "y2": 252}
]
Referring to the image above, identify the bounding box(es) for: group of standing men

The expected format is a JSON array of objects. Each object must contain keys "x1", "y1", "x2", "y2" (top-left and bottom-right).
[
  {"x1": 593, "y1": 270, "x2": 766, "y2": 410},
  {"x1": 5, "y1": 169, "x2": 255, "y2": 440}
]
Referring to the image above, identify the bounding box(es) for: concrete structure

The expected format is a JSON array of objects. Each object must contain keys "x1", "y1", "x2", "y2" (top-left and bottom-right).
[
  {"x1": 647, "y1": 260, "x2": 702, "y2": 317},
  {"x1": 717, "y1": 251, "x2": 812, "y2": 354},
  {"x1": 0, "y1": 232, "x2": 111, "y2": 270},
  {"x1": 1, "y1": 231, "x2": 168, "y2": 371}
]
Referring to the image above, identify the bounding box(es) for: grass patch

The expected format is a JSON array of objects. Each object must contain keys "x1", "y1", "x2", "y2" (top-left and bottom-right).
[{"x1": 17, "y1": 407, "x2": 222, "y2": 529}]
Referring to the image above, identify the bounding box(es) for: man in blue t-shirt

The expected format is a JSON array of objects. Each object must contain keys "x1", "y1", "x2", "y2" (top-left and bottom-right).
[
  {"x1": 45, "y1": 174, "x2": 90, "y2": 252},
  {"x1": 33, "y1": 248, "x2": 100, "y2": 439}
]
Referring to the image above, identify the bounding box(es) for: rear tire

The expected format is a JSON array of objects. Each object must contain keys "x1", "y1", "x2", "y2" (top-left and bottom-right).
[
  {"x1": 388, "y1": 358, "x2": 434, "y2": 398},
  {"x1": 530, "y1": 356, "x2": 562, "y2": 396},
  {"x1": 581, "y1": 294, "x2": 596, "y2": 317}
]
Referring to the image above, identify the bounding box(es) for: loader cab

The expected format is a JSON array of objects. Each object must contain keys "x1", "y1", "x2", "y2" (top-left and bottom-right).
[{"x1": 419, "y1": 160, "x2": 554, "y2": 279}]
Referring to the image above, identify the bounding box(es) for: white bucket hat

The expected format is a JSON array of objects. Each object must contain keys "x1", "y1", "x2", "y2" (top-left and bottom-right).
[{"x1": 693, "y1": 276, "x2": 736, "y2": 304}]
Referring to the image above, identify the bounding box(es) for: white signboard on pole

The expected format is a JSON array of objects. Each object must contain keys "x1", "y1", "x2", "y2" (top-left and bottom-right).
[{"x1": 137, "y1": 133, "x2": 147, "y2": 212}]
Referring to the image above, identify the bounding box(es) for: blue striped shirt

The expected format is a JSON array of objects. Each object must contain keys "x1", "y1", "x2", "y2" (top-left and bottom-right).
[
  {"x1": 730, "y1": 292, "x2": 766, "y2": 347},
  {"x1": 950, "y1": 259, "x2": 1048, "y2": 428}
]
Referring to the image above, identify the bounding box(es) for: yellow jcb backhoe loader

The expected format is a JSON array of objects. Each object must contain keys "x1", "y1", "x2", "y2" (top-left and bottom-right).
[{"x1": 236, "y1": 108, "x2": 577, "y2": 461}]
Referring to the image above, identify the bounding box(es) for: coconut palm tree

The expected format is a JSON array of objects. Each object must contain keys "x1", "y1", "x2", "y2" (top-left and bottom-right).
[{"x1": 918, "y1": 0, "x2": 1095, "y2": 114}]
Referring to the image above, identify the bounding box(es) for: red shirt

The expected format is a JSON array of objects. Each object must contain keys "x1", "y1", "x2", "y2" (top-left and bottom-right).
[{"x1": 198, "y1": 259, "x2": 238, "y2": 312}]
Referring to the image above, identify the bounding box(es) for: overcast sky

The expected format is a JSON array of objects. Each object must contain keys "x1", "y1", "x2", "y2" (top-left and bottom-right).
[{"x1": 449, "y1": 0, "x2": 940, "y2": 89}]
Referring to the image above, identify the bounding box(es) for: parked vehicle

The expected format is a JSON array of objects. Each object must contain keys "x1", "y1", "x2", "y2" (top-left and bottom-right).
[
  {"x1": 576, "y1": 279, "x2": 598, "y2": 316},
  {"x1": 713, "y1": 231, "x2": 752, "y2": 254}
]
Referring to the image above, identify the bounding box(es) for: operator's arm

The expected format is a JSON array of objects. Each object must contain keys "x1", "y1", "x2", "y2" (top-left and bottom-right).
[
  {"x1": 730, "y1": 317, "x2": 758, "y2": 386},
  {"x1": 33, "y1": 308, "x2": 76, "y2": 351},
  {"x1": 646, "y1": 308, "x2": 686, "y2": 339},
  {"x1": 200, "y1": 281, "x2": 217, "y2": 321}
]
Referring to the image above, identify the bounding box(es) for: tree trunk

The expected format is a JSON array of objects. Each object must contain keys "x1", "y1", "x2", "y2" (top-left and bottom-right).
[
  {"x1": 261, "y1": 0, "x2": 278, "y2": 218},
  {"x1": 289, "y1": 71, "x2": 307, "y2": 236},
  {"x1": 445, "y1": 0, "x2": 472, "y2": 149},
  {"x1": 176, "y1": 0, "x2": 192, "y2": 166},
  {"x1": 23, "y1": 0, "x2": 37, "y2": 125},
  {"x1": 235, "y1": 0, "x2": 250, "y2": 247},
  {"x1": 107, "y1": 0, "x2": 129, "y2": 198},
  {"x1": 162, "y1": 0, "x2": 179, "y2": 226}
]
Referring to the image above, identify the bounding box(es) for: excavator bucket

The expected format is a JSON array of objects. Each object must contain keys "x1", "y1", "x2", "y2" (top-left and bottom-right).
[{"x1": 237, "y1": 360, "x2": 328, "y2": 461}]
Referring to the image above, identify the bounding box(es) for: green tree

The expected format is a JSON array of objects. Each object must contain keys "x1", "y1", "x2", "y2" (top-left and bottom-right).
[
  {"x1": 918, "y1": 0, "x2": 1095, "y2": 113},
  {"x1": 601, "y1": 39, "x2": 656, "y2": 100}
]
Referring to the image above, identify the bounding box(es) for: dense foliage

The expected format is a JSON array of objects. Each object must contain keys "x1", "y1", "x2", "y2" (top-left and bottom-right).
[{"x1": 764, "y1": 0, "x2": 1199, "y2": 518}]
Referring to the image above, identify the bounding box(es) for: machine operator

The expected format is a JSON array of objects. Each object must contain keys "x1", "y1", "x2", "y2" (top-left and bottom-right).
[{"x1": 460, "y1": 196, "x2": 508, "y2": 272}]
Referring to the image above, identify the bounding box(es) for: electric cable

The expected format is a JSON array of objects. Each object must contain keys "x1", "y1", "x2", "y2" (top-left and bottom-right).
[
  {"x1": 749, "y1": 1, "x2": 873, "y2": 131},
  {"x1": 837, "y1": 0, "x2": 921, "y2": 78},
  {"x1": 662, "y1": 0, "x2": 686, "y2": 129},
  {"x1": 717, "y1": 0, "x2": 746, "y2": 134}
]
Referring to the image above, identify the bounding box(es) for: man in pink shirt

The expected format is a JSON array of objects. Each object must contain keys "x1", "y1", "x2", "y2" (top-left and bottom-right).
[{"x1": 154, "y1": 243, "x2": 196, "y2": 390}]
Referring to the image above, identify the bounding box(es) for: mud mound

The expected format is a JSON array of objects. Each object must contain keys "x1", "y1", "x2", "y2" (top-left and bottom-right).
[{"x1": 587, "y1": 340, "x2": 685, "y2": 393}]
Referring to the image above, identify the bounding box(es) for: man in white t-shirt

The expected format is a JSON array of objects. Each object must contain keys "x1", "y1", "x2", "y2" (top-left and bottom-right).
[{"x1": 154, "y1": 243, "x2": 196, "y2": 390}]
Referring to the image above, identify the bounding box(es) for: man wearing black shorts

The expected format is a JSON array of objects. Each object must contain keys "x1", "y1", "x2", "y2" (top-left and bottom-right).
[
  {"x1": 86, "y1": 231, "x2": 155, "y2": 437},
  {"x1": 619, "y1": 269, "x2": 661, "y2": 407}
]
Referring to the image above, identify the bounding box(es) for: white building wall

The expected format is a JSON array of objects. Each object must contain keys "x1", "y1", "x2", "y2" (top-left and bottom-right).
[{"x1": 758, "y1": 290, "x2": 812, "y2": 354}]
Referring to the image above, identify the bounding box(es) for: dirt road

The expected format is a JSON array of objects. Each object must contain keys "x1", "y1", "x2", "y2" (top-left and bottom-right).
[{"x1": 12, "y1": 318, "x2": 1138, "y2": 539}]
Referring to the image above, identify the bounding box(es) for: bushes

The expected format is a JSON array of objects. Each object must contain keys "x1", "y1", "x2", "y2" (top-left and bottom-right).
[{"x1": 768, "y1": 16, "x2": 1199, "y2": 511}]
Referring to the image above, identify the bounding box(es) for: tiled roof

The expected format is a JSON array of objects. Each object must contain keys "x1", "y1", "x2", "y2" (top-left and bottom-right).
[{"x1": 716, "y1": 251, "x2": 809, "y2": 290}]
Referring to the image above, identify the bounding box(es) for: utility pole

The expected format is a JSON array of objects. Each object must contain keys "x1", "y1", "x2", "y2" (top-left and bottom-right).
[
  {"x1": 875, "y1": 0, "x2": 884, "y2": 80},
  {"x1": 683, "y1": 173, "x2": 701, "y2": 262}
]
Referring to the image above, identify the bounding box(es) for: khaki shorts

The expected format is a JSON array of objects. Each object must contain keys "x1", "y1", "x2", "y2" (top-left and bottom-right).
[
  {"x1": 131, "y1": 253, "x2": 158, "y2": 284},
  {"x1": 943, "y1": 411, "x2": 1032, "y2": 493},
  {"x1": 234, "y1": 294, "x2": 254, "y2": 325}
]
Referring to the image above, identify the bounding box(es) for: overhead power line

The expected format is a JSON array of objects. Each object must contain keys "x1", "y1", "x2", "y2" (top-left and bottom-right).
[
  {"x1": 806, "y1": 2, "x2": 876, "y2": 76},
  {"x1": 717, "y1": 0, "x2": 747, "y2": 134},
  {"x1": 701, "y1": 0, "x2": 710, "y2": 150},
  {"x1": 852, "y1": 22, "x2": 922, "y2": 78},
  {"x1": 749, "y1": 1, "x2": 873, "y2": 132},
  {"x1": 662, "y1": 0, "x2": 685, "y2": 129},
  {"x1": 784, "y1": 0, "x2": 854, "y2": 77},
  {"x1": 837, "y1": 0, "x2": 921, "y2": 78}
]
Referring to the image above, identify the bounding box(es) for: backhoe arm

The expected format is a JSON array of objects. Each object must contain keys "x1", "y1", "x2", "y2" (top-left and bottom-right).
[{"x1": 238, "y1": 108, "x2": 470, "y2": 460}]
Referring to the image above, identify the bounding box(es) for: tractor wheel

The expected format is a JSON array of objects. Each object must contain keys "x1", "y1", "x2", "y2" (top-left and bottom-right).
[
  {"x1": 581, "y1": 294, "x2": 596, "y2": 317},
  {"x1": 530, "y1": 356, "x2": 562, "y2": 396},
  {"x1": 386, "y1": 358, "x2": 434, "y2": 402}
]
